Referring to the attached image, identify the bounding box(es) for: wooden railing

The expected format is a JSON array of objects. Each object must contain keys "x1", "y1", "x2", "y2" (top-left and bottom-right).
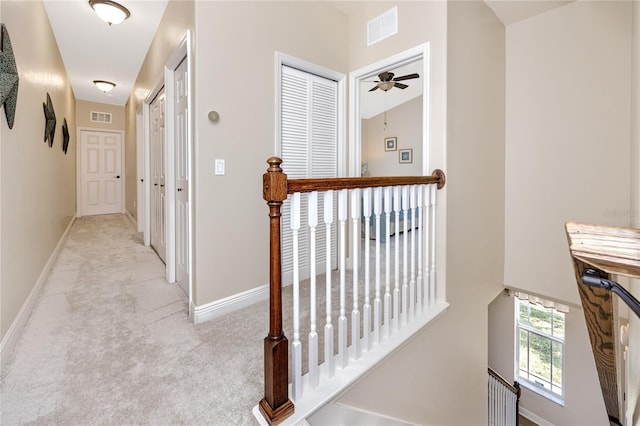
[
  {"x1": 257, "y1": 157, "x2": 446, "y2": 425},
  {"x1": 566, "y1": 222, "x2": 640, "y2": 426},
  {"x1": 488, "y1": 367, "x2": 521, "y2": 426}
]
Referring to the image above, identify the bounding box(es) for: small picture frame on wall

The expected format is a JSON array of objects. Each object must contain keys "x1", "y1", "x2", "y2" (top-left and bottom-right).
[
  {"x1": 384, "y1": 136, "x2": 397, "y2": 151},
  {"x1": 399, "y1": 148, "x2": 413, "y2": 164}
]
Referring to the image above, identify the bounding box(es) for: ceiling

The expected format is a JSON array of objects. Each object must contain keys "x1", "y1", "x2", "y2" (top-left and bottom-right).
[
  {"x1": 483, "y1": 0, "x2": 574, "y2": 26},
  {"x1": 43, "y1": 0, "x2": 168, "y2": 106},
  {"x1": 41, "y1": 0, "x2": 575, "y2": 108}
]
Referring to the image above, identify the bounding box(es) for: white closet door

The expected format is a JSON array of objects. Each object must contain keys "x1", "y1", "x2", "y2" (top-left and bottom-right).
[{"x1": 280, "y1": 65, "x2": 338, "y2": 284}]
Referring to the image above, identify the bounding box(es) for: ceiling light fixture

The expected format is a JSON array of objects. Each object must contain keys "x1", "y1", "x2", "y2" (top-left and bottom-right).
[
  {"x1": 378, "y1": 81, "x2": 394, "y2": 91},
  {"x1": 89, "y1": 0, "x2": 131, "y2": 26},
  {"x1": 93, "y1": 80, "x2": 116, "y2": 92}
]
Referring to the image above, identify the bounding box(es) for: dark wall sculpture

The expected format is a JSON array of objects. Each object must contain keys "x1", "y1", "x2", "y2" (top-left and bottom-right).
[
  {"x1": 43, "y1": 92, "x2": 56, "y2": 147},
  {"x1": 62, "y1": 118, "x2": 69, "y2": 154},
  {"x1": 1, "y1": 23, "x2": 19, "y2": 129}
]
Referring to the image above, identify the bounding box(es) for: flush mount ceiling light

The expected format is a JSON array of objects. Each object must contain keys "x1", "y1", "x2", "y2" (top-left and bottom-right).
[
  {"x1": 89, "y1": 0, "x2": 131, "y2": 26},
  {"x1": 93, "y1": 80, "x2": 116, "y2": 92}
]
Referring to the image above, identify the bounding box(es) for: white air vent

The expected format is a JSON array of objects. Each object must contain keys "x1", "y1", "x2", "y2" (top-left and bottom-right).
[
  {"x1": 90, "y1": 111, "x2": 112, "y2": 124},
  {"x1": 367, "y1": 6, "x2": 398, "y2": 46}
]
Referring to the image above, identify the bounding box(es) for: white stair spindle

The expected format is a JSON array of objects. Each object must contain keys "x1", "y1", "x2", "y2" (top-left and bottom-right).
[
  {"x1": 392, "y1": 186, "x2": 400, "y2": 332},
  {"x1": 362, "y1": 188, "x2": 372, "y2": 352},
  {"x1": 350, "y1": 188, "x2": 361, "y2": 360},
  {"x1": 290, "y1": 192, "x2": 302, "y2": 401},
  {"x1": 324, "y1": 190, "x2": 335, "y2": 378},
  {"x1": 429, "y1": 184, "x2": 437, "y2": 305},
  {"x1": 424, "y1": 185, "x2": 432, "y2": 307},
  {"x1": 374, "y1": 187, "x2": 382, "y2": 344},
  {"x1": 308, "y1": 191, "x2": 319, "y2": 388},
  {"x1": 409, "y1": 185, "x2": 417, "y2": 319},
  {"x1": 416, "y1": 185, "x2": 424, "y2": 313},
  {"x1": 383, "y1": 187, "x2": 392, "y2": 338},
  {"x1": 401, "y1": 185, "x2": 409, "y2": 326},
  {"x1": 338, "y1": 189, "x2": 348, "y2": 368}
]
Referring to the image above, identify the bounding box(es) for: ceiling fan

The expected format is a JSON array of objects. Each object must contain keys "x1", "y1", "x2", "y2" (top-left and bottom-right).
[{"x1": 368, "y1": 71, "x2": 420, "y2": 92}]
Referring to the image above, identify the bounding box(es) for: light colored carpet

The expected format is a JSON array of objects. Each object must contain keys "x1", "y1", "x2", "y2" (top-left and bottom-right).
[
  {"x1": 1, "y1": 215, "x2": 266, "y2": 426},
  {"x1": 1, "y1": 214, "x2": 409, "y2": 425}
]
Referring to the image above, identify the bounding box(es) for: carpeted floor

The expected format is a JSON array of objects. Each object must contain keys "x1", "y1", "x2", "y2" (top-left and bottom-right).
[
  {"x1": 1, "y1": 214, "x2": 412, "y2": 425},
  {"x1": 1, "y1": 215, "x2": 267, "y2": 426}
]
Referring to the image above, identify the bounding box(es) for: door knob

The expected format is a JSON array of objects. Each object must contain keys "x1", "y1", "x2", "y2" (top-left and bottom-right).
[
  {"x1": 177, "y1": 188, "x2": 182, "y2": 192},
  {"x1": 160, "y1": 184, "x2": 164, "y2": 187},
  {"x1": 154, "y1": 183, "x2": 158, "y2": 186},
  {"x1": 115, "y1": 175, "x2": 120, "y2": 179}
]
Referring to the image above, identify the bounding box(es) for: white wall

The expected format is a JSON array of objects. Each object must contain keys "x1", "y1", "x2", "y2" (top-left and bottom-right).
[
  {"x1": 504, "y1": 0, "x2": 633, "y2": 305},
  {"x1": 192, "y1": 1, "x2": 349, "y2": 304},
  {"x1": 628, "y1": 1, "x2": 640, "y2": 424},
  {"x1": 362, "y1": 96, "x2": 423, "y2": 177},
  {"x1": 124, "y1": 0, "x2": 195, "y2": 218},
  {"x1": 488, "y1": 292, "x2": 608, "y2": 425},
  {"x1": 0, "y1": 0, "x2": 76, "y2": 341},
  {"x1": 76, "y1": 100, "x2": 125, "y2": 131},
  {"x1": 337, "y1": 2, "x2": 505, "y2": 423}
]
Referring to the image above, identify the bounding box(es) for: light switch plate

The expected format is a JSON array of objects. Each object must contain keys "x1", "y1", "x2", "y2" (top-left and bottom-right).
[{"x1": 215, "y1": 159, "x2": 225, "y2": 175}]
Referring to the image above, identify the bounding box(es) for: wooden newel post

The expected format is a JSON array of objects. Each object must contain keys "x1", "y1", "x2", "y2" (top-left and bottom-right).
[{"x1": 259, "y1": 157, "x2": 294, "y2": 424}]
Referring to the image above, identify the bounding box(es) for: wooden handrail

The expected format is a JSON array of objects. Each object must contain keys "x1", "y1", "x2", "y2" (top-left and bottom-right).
[
  {"x1": 287, "y1": 170, "x2": 446, "y2": 194},
  {"x1": 488, "y1": 368, "x2": 521, "y2": 396},
  {"x1": 565, "y1": 222, "x2": 640, "y2": 426},
  {"x1": 259, "y1": 157, "x2": 446, "y2": 425}
]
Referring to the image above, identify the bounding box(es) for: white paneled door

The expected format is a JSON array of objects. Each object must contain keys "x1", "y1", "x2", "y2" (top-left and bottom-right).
[
  {"x1": 174, "y1": 57, "x2": 189, "y2": 295},
  {"x1": 150, "y1": 88, "x2": 167, "y2": 263},
  {"x1": 80, "y1": 130, "x2": 123, "y2": 216}
]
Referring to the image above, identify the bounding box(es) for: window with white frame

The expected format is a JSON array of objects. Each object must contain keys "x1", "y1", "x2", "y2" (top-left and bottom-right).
[{"x1": 515, "y1": 297, "x2": 566, "y2": 400}]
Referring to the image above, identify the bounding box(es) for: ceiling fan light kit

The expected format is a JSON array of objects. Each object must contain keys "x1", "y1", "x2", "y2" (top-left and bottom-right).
[
  {"x1": 89, "y1": 0, "x2": 131, "y2": 26},
  {"x1": 369, "y1": 71, "x2": 420, "y2": 92}
]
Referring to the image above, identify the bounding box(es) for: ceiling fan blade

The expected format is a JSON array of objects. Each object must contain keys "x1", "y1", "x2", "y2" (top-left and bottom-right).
[
  {"x1": 394, "y1": 82, "x2": 409, "y2": 89},
  {"x1": 393, "y1": 73, "x2": 420, "y2": 82},
  {"x1": 368, "y1": 85, "x2": 379, "y2": 92}
]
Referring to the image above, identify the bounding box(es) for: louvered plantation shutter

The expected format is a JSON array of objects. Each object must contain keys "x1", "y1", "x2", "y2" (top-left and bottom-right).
[{"x1": 280, "y1": 65, "x2": 338, "y2": 283}]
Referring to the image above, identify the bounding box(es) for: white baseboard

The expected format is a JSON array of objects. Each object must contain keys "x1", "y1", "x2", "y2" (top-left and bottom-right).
[
  {"x1": 125, "y1": 211, "x2": 137, "y2": 228},
  {"x1": 192, "y1": 284, "x2": 269, "y2": 324},
  {"x1": 0, "y1": 216, "x2": 76, "y2": 369},
  {"x1": 520, "y1": 408, "x2": 555, "y2": 426},
  {"x1": 308, "y1": 402, "x2": 416, "y2": 425}
]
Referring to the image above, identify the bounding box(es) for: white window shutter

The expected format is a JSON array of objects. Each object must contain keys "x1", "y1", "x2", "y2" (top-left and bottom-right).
[{"x1": 280, "y1": 66, "x2": 339, "y2": 281}]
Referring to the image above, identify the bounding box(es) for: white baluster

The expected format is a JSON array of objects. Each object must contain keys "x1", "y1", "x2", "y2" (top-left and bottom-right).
[
  {"x1": 338, "y1": 189, "x2": 348, "y2": 368},
  {"x1": 308, "y1": 191, "x2": 319, "y2": 389},
  {"x1": 290, "y1": 192, "x2": 302, "y2": 401},
  {"x1": 429, "y1": 184, "x2": 437, "y2": 306},
  {"x1": 409, "y1": 185, "x2": 417, "y2": 320},
  {"x1": 351, "y1": 188, "x2": 361, "y2": 360},
  {"x1": 374, "y1": 187, "x2": 382, "y2": 344},
  {"x1": 489, "y1": 376, "x2": 494, "y2": 426},
  {"x1": 393, "y1": 186, "x2": 400, "y2": 332},
  {"x1": 362, "y1": 187, "x2": 372, "y2": 352},
  {"x1": 401, "y1": 185, "x2": 409, "y2": 326},
  {"x1": 416, "y1": 185, "x2": 424, "y2": 313},
  {"x1": 424, "y1": 186, "x2": 432, "y2": 308},
  {"x1": 383, "y1": 187, "x2": 392, "y2": 338},
  {"x1": 324, "y1": 190, "x2": 335, "y2": 378}
]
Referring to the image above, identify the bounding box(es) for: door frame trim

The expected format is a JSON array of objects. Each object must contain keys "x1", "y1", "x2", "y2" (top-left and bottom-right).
[
  {"x1": 142, "y1": 31, "x2": 194, "y2": 310},
  {"x1": 164, "y1": 31, "x2": 194, "y2": 310},
  {"x1": 348, "y1": 43, "x2": 431, "y2": 177},
  {"x1": 76, "y1": 128, "x2": 126, "y2": 217}
]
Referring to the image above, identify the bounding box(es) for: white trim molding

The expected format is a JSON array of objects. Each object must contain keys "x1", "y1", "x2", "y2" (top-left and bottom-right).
[
  {"x1": 0, "y1": 216, "x2": 76, "y2": 369},
  {"x1": 520, "y1": 408, "x2": 555, "y2": 426},
  {"x1": 192, "y1": 284, "x2": 269, "y2": 324}
]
